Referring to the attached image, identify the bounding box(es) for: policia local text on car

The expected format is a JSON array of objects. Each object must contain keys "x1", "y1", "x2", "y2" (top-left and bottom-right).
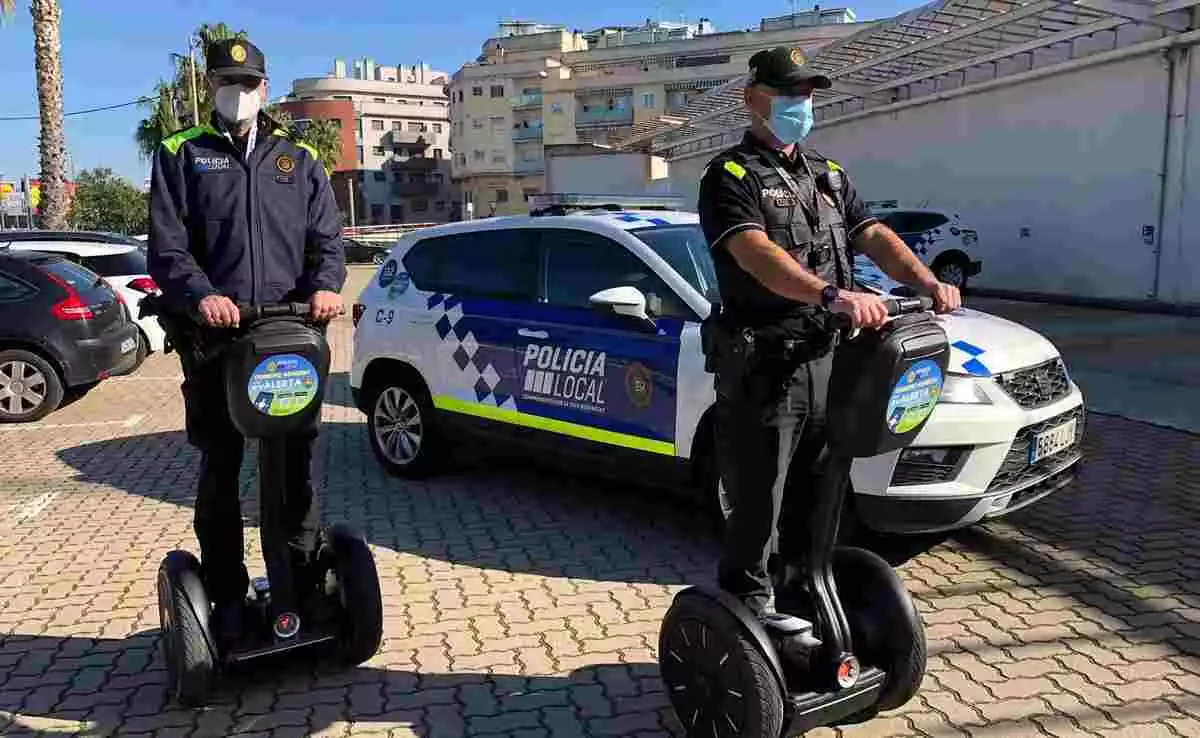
[
  {"x1": 698, "y1": 46, "x2": 962, "y2": 616},
  {"x1": 145, "y1": 38, "x2": 346, "y2": 646}
]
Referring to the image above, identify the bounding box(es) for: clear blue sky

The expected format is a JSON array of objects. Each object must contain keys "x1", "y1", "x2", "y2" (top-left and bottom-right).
[{"x1": 0, "y1": 0, "x2": 910, "y2": 187}]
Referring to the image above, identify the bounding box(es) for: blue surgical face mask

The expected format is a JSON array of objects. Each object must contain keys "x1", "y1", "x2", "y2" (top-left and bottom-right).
[{"x1": 765, "y1": 95, "x2": 814, "y2": 144}]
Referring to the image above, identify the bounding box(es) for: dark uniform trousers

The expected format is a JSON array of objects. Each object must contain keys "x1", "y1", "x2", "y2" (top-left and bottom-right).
[
  {"x1": 714, "y1": 343, "x2": 835, "y2": 609},
  {"x1": 178, "y1": 336, "x2": 321, "y2": 606}
]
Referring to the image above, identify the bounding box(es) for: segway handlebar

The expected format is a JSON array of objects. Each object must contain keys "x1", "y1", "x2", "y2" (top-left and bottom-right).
[
  {"x1": 237, "y1": 302, "x2": 312, "y2": 322},
  {"x1": 829, "y1": 295, "x2": 934, "y2": 332}
]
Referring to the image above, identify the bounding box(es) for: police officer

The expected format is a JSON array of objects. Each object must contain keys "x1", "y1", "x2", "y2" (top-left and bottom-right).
[
  {"x1": 147, "y1": 38, "x2": 346, "y2": 644},
  {"x1": 698, "y1": 47, "x2": 961, "y2": 616}
]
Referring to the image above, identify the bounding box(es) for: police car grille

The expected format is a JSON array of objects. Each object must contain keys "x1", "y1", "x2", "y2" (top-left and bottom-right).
[
  {"x1": 987, "y1": 407, "x2": 1085, "y2": 495},
  {"x1": 995, "y1": 358, "x2": 1071, "y2": 410}
]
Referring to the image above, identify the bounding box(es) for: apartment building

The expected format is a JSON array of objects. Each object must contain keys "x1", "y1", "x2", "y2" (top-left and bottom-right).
[
  {"x1": 282, "y1": 57, "x2": 460, "y2": 226},
  {"x1": 448, "y1": 8, "x2": 864, "y2": 216}
]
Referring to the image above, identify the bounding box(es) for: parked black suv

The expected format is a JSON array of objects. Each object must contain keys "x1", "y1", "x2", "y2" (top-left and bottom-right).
[{"x1": 0, "y1": 250, "x2": 138, "y2": 422}]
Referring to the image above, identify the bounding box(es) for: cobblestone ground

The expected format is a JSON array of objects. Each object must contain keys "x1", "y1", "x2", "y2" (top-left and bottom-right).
[{"x1": 1, "y1": 306, "x2": 1199, "y2": 737}]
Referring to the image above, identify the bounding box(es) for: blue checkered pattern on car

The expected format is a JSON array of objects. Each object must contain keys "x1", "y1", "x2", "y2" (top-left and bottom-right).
[{"x1": 427, "y1": 293, "x2": 518, "y2": 408}]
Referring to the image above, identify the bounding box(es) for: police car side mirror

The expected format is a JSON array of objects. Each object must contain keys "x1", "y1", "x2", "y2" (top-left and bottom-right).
[{"x1": 589, "y1": 286, "x2": 655, "y2": 328}]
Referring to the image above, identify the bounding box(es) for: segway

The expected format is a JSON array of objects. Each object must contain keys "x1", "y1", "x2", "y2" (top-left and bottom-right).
[
  {"x1": 155, "y1": 302, "x2": 384, "y2": 706},
  {"x1": 659, "y1": 296, "x2": 949, "y2": 737}
]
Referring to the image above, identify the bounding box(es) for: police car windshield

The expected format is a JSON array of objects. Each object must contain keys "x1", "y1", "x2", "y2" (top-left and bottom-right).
[{"x1": 631, "y1": 225, "x2": 719, "y2": 301}]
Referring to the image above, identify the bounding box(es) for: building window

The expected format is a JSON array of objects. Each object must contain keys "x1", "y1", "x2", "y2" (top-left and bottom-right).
[
  {"x1": 457, "y1": 90, "x2": 464, "y2": 101},
  {"x1": 370, "y1": 204, "x2": 384, "y2": 221},
  {"x1": 390, "y1": 204, "x2": 403, "y2": 221},
  {"x1": 472, "y1": 86, "x2": 483, "y2": 97},
  {"x1": 409, "y1": 122, "x2": 425, "y2": 132},
  {"x1": 356, "y1": 145, "x2": 364, "y2": 163},
  {"x1": 472, "y1": 119, "x2": 483, "y2": 129},
  {"x1": 431, "y1": 172, "x2": 444, "y2": 184},
  {"x1": 371, "y1": 146, "x2": 384, "y2": 156},
  {"x1": 435, "y1": 200, "x2": 445, "y2": 211},
  {"x1": 642, "y1": 92, "x2": 656, "y2": 107},
  {"x1": 373, "y1": 171, "x2": 386, "y2": 182},
  {"x1": 333, "y1": 95, "x2": 352, "y2": 100},
  {"x1": 371, "y1": 120, "x2": 384, "y2": 131},
  {"x1": 473, "y1": 150, "x2": 484, "y2": 161},
  {"x1": 494, "y1": 188, "x2": 509, "y2": 203},
  {"x1": 492, "y1": 152, "x2": 506, "y2": 164},
  {"x1": 374, "y1": 97, "x2": 387, "y2": 103},
  {"x1": 392, "y1": 121, "x2": 402, "y2": 130},
  {"x1": 433, "y1": 123, "x2": 443, "y2": 133},
  {"x1": 490, "y1": 85, "x2": 505, "y2": 98},
  {"x1": 432, "y1": 148, "x2": 443, "y2": 160},
  {"x1": 414, "y1": 199, "x2": 429, "y2": 212}
]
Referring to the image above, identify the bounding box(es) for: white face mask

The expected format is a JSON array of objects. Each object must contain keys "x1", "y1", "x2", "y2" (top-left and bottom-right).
[{"x1": 214, "y1": 84, "x2": 262, "y2": 123}]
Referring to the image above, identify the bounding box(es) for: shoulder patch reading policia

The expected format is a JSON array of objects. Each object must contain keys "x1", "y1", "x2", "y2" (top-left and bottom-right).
[{"x1": 723, "y1": 160, "x2": 747, "y2": 180}]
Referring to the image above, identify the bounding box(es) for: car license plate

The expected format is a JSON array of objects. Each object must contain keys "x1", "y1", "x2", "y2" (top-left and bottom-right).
[
  {"x1": 120, "y1": 337, "x2": 136, "y2": 354},
  {"x1": 1029, "y1": 418, "x2": 1077, "y2": 464}
]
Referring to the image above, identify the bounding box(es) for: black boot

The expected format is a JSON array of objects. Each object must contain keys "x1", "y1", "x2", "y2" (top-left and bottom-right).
[{"x1": 211, "y1": 599, "x2": 248, "y2": 651}]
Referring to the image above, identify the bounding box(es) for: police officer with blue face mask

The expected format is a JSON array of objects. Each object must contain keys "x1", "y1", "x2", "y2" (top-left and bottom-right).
[{"x1": 697, "y1": 46, "x2": 962, "y2": 616}]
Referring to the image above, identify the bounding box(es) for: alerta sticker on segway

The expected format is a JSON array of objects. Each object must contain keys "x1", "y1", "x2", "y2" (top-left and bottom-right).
[
  {"x1": 885, "y1": 359, "x2": 943, "y2": 434},
  {"x1": 247, "y1": 354, "x2": 320, "y2": 416}
]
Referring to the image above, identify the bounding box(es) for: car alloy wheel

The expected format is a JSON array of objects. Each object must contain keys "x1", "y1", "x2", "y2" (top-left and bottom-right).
[
  {"x1": 0, "y1": 359, "x2": 48, "y2": 416},
  {"x1": 936, "y1": 262, "x2": 965, "y2": 288},
  {"x1": 373, "y1": 386, "x2": 423, "y2": 465}
]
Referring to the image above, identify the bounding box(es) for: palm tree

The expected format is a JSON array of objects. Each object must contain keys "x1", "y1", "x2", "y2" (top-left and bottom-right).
[
  {"x1": 3, "y1": 0, "x2": 69, "y2": 229},
  {"x1": 134, "y1": 22, "x2": 246, "y2": 158},
  {"x1": 299, "y1": 119, "x2": 344, "y2": 177}
]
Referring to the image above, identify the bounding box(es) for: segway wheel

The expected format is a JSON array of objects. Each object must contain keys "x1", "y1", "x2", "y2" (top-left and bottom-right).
[
  {"x1": 326, "y1": 524, "x2": 383, "y2": 666},
  {"x1": 156, "y1": 550, "x2": 217, "y2": 706},
  {"x1": 834, "y1": 546, "x2": 926, "y2": 717},
  {"x1": 659, "y1": 591, "x2": 783, "y2": 738}
]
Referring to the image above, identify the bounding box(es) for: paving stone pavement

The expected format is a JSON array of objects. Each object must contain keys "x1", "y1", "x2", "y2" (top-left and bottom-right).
[{"x1": 2, "y1": 303, "x2": 1200, "y2": 737}]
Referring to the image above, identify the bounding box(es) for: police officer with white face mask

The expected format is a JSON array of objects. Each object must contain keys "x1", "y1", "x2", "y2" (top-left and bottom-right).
[
  {"x1": 698, "y1": 47, "x2": 962, "y2": 616},
  {"x1": 147, "y1": 37, "x2": 346, "y2": 646}
]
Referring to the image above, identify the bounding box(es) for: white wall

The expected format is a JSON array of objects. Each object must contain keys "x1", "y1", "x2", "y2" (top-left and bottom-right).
[
  {"x1": 669, "y1": 49, "x2": 1199, "y2": 305},
  {"x1": 545, "y1": 153, "x2": 674, "y2": 195},
  {"x1": 808, "y1": 54, "x2": 1170, "y2": 301}
]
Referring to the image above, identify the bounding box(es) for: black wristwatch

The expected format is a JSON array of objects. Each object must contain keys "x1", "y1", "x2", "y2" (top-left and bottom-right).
[{"x1": 820, "y1": 284, "x2": 839, "y2": 309}]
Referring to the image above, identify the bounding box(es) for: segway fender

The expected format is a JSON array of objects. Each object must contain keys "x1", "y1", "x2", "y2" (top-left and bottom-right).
[
  {"x1": 680, "y1": 586, "x2": 790, "y2": 697},
  {"x1": 161, "y1": 550, "x2": 219, "y2": 662}
]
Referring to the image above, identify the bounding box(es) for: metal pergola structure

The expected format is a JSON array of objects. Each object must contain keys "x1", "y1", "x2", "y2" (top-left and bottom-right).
[{"x1": 616, "y1": 0, "x2": 1197, "y2": 159}]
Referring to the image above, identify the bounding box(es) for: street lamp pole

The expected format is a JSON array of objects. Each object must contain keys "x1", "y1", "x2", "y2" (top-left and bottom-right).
[{"x1": 188, "y1": 35, "x2": 200, "y2": 126}]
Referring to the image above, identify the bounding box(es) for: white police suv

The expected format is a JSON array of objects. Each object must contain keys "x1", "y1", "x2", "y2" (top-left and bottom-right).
[{"x1": 350, "y1": 194, "x2": 1085, "y2": 534}]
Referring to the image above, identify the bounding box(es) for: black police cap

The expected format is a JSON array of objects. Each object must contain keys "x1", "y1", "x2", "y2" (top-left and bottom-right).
[
  {"x1": 749, "y1": 46, "x2": 831, "y2": 91},
  {"x1": 207, "y1": 38, "x2": 267, "y2": 80}
]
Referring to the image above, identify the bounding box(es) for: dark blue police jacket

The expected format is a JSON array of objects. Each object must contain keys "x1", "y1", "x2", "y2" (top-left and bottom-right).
[{"x1": 147, "y1": 112, "x2": 346, "y2": 313}]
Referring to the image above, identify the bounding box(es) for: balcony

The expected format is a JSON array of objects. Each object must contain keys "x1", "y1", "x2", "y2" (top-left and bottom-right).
[
  {"x1": 514, "y1": 159, "x2": 544, "y2": 174},
  {"x1": 511, "y1": 92, "x2": 543, "y2": 109},
  {"x1": 387, "y1": 129, "x2": 436, "y2": 147},
  {"x1": 392, "y1": 180, "x2": 441, "y2": 196},
  {"x1": 575, "y1": 105, "x2": 633, "y2": 127},
  {"x1": 512, "y1": 124, "x2": 543, "y2": 141},
  {"x1": 389, "y1": 155, "x2": 439, "y2": 169}
]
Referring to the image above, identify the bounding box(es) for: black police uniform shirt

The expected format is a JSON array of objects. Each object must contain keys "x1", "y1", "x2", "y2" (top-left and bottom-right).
[
  {"x1": 698, "y1": 131, "x2": 878, "y2": 332},
  {"x1": 147, "y1": 111, "x2": 346, "y2": 313}
]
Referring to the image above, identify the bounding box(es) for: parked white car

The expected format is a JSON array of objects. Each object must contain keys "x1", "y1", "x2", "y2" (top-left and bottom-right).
[
  {"x1": 865, "y1": 202, "x2": 982, "y2": 290},
  {"x1": 349, "y1": 196, "x2": 1084, "y2": 534},
  {"x1": 1, "y1": 231, "x2": 165, "y2": 371}
]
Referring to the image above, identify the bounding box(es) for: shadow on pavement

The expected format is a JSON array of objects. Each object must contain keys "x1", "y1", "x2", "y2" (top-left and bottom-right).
[
  {"x1": 55, "y1": 425, "x2": 723, "y2": 587},
  {"x1": 949, "y1": 412, "x2": 1200, "y2": 654},
  {"x1": 0, "y1": 632, "x2": 668, "y2": 738},
  {"x1": 323, "y1": 371, "x2": 358, "y2": 411}
]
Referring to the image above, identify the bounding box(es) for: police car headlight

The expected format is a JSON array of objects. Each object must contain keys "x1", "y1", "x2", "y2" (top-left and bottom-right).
[{"x1": 939, "y1": 375, "x2": 992, "y2": 405}]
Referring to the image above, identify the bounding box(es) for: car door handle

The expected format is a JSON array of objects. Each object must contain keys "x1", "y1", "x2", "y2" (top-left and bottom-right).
[{"x1": 518, "y1": 328, "x2": 549, "y2": 339}]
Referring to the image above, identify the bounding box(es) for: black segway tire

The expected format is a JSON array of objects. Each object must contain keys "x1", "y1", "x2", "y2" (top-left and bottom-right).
[
  {"x1": 156, "y1": 550, "x2": 217, "y2": 706},
  {"x1": 326, "y1": 524, "x2": 383, "y2": 666},
  {"x1": 659, "y1": 591, "x2": 783, "y2": 738},
  {"x1": 833, "y1": 546, "x2": 926, "y2": 717}
]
